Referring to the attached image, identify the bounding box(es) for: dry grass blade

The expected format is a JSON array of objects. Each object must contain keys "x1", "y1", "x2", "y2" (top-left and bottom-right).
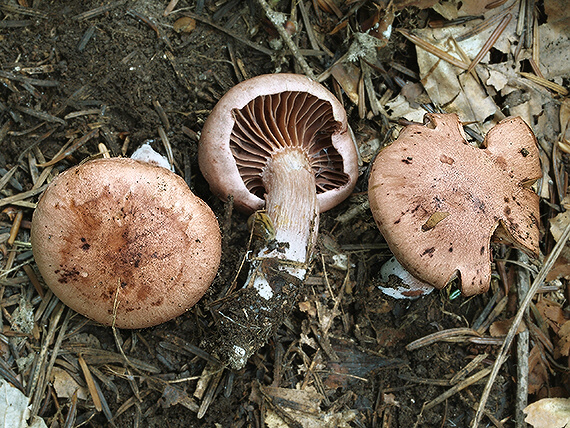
[
  {"x1": 36, "y1": 128, "x2": 99, "y2": 167},
  {"x1": 397, "y1": 28, "x2": 469, "y2": 70},
  {"x1": 197, "y1": 366, "x2": 224, "y2": 419},
  {"x1": 64, "y1": 345, "x2": 160, "y2": 373},
  {"x1": 0, "y1": 184, "x2": 47, "y2": 208},
  {"x1": 425, "y1": 367, "x2": 491, "y2": 411},
  {"x1": 450, "y1": 353, "x2": 488, "y2": 384},
  {"x1": 29, "y1": 302, "x2": 65, "y2": 417},
  {"x1": 72, "y1": 1, "x2": 126, "y2": 21},
  {"x1": 0, "y1": 3, "x2": 48, "y2": 18},
  {"x1": 14, "y1": 105, "x2": 65, "y2": 125},
  {"x1": 466, "y1": 13, "x2": 512, "y2": 74},
  {"x1": 473, "y1": 221, "x2": 570, "y2": 427},
  {"x1": 78, "y1": 354, "x2": 103, "y2": 412},
  {"x1": 0, "y1": 165, "x2": 19, "y2": 192},
  {"x1": 63, "y1": 390, "x2": 78, "y2": 428},
  {"x1": 406, "y1": 328, "x2": 481, "y2": 351},
  {"x1": 519, "y1": 72, "x2": 569, "y2": 96},
  {"x1": 0, "y1": 71, "x2": 58, "y2": 87}
]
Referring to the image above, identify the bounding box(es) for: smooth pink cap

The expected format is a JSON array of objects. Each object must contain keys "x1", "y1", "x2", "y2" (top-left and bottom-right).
[{"x1": 31, "y1": 158, "x2": 221, "y2": 328}]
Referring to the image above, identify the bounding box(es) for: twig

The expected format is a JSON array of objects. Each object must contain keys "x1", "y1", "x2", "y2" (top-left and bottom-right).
[
  {"x1": 472, "y1": 221, "x2": 570, "y2": 427},
  {"x1": 466, "y1": 14, "x2": 512, "y2": 74},
  {"x1": 256, "y1": 0, "x2": 316, "y2": 79},
  {"x1": 397, "y1": 28, "x2": 469, "y2": 70},
  {"x1": 181, "y1": 11, "x2": 273, "y2": 56},
  {"x1": 515, "y1": 251, "x2": 530, "y2": 428}
]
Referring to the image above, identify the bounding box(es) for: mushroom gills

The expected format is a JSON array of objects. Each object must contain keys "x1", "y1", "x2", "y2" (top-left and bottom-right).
[{"x1": 230, "y1": 91, "x2": 350, "y2": 198}]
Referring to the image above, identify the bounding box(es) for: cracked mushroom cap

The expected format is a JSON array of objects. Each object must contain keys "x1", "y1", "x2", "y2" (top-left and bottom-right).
[
  {"x1": 31, "y1": 158, "x2": 221, "y2": 329},
  {"x1": 198, "y1": 73, "x2": 359, "y2": 213},
  {"x1": 368, "y1": 114, "x2": 542, "y2": 296}
]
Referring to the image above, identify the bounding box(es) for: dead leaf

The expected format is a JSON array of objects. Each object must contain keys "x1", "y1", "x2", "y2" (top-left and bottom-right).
[
  {"x1": 550, "y1": 210, "x2": 570, "y2": 242},
  {"x1": 528, "y1": 345, "x2": 549, "y2": 395},
  {"x1": 298, "y1": 300, "x2": 316, "y2": 317},
  {"x1": 433, "y1": 0, "x2": 504, "y2": 19},
  {"x1": 489, "y1": 317, "x2": 526, "y2": 337},
  {"x1": 331, "y1": 62, "x2": 360, "y2": 105},
  {"x1": 260, "y1": 385, "x2": 357, "y2": 428},
  {"x1": 0, "y1": 379, "x2": 48, "y2": 428},
  {"x1": 554, "y1": 321, "x2": 570, "y2": 358},
  {"x1": 524, "y1": 397, "x2": 570, "y2": 428},
  {"x1": 51, "y1": 367, "x2": 88, "y2": 400},
  {"x1": 536, "y1": 299, "x2": 567, "y2": 332},
  {"x1": 546, "y1": 247, "x2": 570, "y2": 281}
]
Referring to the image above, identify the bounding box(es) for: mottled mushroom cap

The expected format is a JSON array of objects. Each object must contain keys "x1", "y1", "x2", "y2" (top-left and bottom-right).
[
  {"x1": 31, "y1": 158, "x2": 221, "y2": 328},
  {"x1": 368, "y1": 114, "x2": 541, "y2": 296},
  {"x1": 198, "y1": 73, "x2": 359, "y2": 213}
]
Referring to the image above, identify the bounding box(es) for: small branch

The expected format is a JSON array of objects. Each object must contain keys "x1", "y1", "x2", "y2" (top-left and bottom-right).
[
  {"x1": 256, "y1": 0, "x2": 316, "y2": 79},
  {"x1": 515, "y1": 251, "x2": 530, "y2": 428},
  {"x1": 182, "y1": 10, "x2": 273, "y2": 56}
]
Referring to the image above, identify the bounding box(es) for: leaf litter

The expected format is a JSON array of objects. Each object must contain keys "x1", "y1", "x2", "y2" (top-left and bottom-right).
[{"x1": 0, "y1": 0, "x2": 569, "y2": 426}]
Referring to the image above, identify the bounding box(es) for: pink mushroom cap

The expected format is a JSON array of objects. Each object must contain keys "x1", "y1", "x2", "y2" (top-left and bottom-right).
[
  {"x1": 368, "y1": 114, "x2": 542, "y2": 296},
  {"x1": 31, "y1": 158, "x2": 221, "y2": 329}
]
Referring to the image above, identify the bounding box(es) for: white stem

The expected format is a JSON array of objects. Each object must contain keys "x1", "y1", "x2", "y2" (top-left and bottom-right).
[
  {"x1": 249, "y1": 148, "x2": 319, "y2": 298},
  {"x1": 130, "y1": 143, "x2": 173, "y2": 171}
]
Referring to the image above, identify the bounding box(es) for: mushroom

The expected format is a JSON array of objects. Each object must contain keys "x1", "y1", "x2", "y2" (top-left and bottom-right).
[
  {"x1": 31, "y1": 157, "x2": 221, "y2": 329},
  {"x1": 368, "y1": 113, "x2": 541, "y2": 296},
  {"x1": 198, "y1": 73, "x2": 358, "y2": 367},
  {"x1": 379, "y1": 256, "x2": 434, "y2": 299}
]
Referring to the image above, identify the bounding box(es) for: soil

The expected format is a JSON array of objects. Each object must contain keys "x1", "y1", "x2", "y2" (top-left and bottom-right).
[{"x1": 1, "y1": 1, "x2": 567, "y2": 427}]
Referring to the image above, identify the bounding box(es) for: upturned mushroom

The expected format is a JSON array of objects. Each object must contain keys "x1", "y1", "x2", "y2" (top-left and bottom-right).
[
  {"x1": 199, "y1": 73, "x2": 358, "y2": 368},
  {"x1": 368, "y1": 113, "x2": 542, "y2": 296},
  {"x1": 31, "y1": 156, "x2": 221, "y2": 329}
]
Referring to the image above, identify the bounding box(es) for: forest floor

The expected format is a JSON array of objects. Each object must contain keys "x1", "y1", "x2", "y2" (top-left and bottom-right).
[{"x1": 0, "y1": 0, "x2": 569, "y2": 427}]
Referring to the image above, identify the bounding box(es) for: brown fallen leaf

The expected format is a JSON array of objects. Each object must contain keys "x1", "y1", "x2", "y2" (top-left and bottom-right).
[
  {"x1": 489, "y1": 317, "x2": 526, "y2": 337},
  {"x1": 536, "y1": 298, "x2": 567, "y2": 332},
  {"x1": 527, "y1": 345, "x2": 549, "y2": 395},
  {"x1": 554, "y1": 321, "x2": 570, "y2": 359}
]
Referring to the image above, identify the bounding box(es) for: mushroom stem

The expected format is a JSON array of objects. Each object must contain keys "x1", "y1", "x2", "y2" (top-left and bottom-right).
[{"x1": 249, "y1": 148, "x2": 319, "y2": 298}]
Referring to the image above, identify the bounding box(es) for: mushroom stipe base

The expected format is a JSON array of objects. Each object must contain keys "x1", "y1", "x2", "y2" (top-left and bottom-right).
[{"x1": 205, "y1": 258, "x2": 302, "y2": 370}]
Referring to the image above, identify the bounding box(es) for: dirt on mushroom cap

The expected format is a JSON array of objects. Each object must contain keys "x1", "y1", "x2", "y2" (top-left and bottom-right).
[
  {"x1": 368, "y1": 113, "x2": 542, "y2": 296},
  {"x1": 31, "y1": 158, "x2": 221, "y2": 329}
]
